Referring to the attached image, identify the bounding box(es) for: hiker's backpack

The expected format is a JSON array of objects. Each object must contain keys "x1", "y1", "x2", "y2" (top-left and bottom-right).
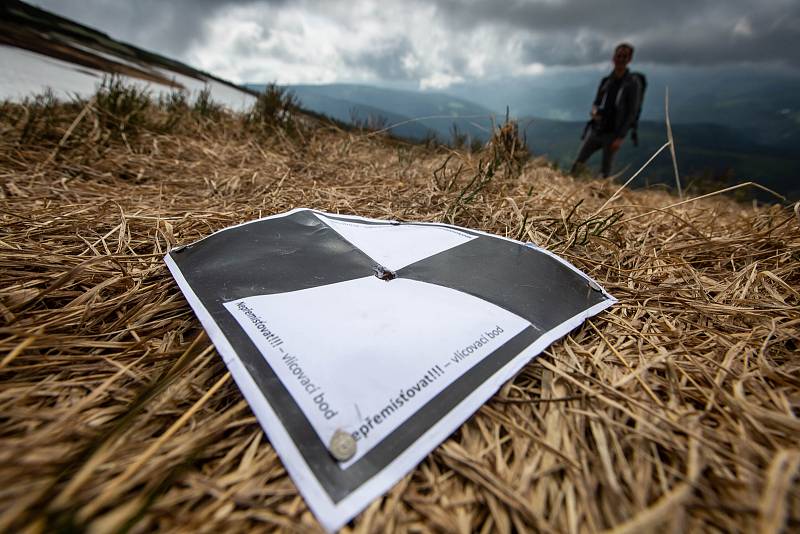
[
  {"x1": 630, "y1": 72, "x2": 647, "y2": 146},
  {"x1": 581, "y1": 71, "x2": 648, "y2": 144}
]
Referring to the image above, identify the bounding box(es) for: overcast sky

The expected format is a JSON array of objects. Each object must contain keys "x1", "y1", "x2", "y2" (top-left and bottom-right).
[{"x1": 34, "y1": 0, "x2": 800, "y2": 88}]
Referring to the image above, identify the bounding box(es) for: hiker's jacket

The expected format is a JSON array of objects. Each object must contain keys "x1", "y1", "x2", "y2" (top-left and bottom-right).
[{"x1": 592, "y1": 69, "x2": 642, "y2": 140}]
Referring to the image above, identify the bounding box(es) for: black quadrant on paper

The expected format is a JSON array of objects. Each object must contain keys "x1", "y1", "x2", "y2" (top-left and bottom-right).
[
  {"x1": 169, "y1": 210, "x2": 608, "y2": 502},
  {"x1": 397, "y1": 235, "x2": 607, "y2": 331}
]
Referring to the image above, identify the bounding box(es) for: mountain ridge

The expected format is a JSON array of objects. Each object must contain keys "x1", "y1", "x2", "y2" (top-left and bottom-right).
[{"x1": 253, "y1": 82, "x2": 799, "y2": 200}]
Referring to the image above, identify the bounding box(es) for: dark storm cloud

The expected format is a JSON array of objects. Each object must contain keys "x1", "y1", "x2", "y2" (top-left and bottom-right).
[
  {"x1": 33, "y1": 0, "x2": 282, "y2": 57},
  {"x1": 31, "y1": 0, "x2": 800, "y2": 84},
  {"x1": 640, "y1": 9, "x2": 800, "y2": 67},
  {"x1": 230, "y1": 27, "x2": 280, "y2": 60},
  {"x1": 518, "y1": 33, "x2": 609, "y2": 66},
  {"x1": 342, "y1": 37, "x2": 417, "y2": 80},
  {"x1": 433, "y1": 0, "x2": 800, "y2": 68},
  {"x1": 434, "y1": 0, "x2": 673, "y2": 34}
]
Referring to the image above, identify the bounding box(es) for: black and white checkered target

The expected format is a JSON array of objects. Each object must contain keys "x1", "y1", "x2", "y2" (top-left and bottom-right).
[{"x1": 166, "y1": 209, "x2": 614, "y2": 531}]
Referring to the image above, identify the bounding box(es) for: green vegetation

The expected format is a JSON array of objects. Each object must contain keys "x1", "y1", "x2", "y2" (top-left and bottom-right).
[
  {"x1": 93, "y1": 75, "x2": 152, "y2": 144},
  {"x1": 156, "y1": 89, "x2": 190, "y2": 132},
  {"x1": 0, "y1": 78, "x2": 315, "y2": 189},
  {"x1": 192, "y1": 86, "x2": 226, "y2": 121},
  {"x1": 15, "y1": 88, "x2": 60, "y2": 145},
  {"x1": 245, "y1": 83, "x2": 302, "y2": 138}
]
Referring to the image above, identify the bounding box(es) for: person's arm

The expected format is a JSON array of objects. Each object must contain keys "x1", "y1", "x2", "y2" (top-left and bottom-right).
[
  {"x1": 614, "y1": 77, "x2": 643, "y2": 142},
  {"x1": 591, "y1": 77, "x2": 607, "y2": 119}
]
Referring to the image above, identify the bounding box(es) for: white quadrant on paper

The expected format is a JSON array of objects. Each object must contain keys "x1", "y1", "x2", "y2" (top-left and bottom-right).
[
  {"x1": 224, "y1": 276, "x2": 530, "y2": 465},
  {"x1": 314, "y1": 213, "x2": 476, "y2": 271}
]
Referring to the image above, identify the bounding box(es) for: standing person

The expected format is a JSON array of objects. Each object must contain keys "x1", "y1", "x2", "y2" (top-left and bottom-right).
[{"x1": 571, "y1": 43, "x2": 643, "y2": 178}]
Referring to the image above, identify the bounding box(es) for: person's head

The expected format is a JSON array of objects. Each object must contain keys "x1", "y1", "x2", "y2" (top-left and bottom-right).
[{"x1": 613, "y1": 43, "x2": 634, "y2": 70}]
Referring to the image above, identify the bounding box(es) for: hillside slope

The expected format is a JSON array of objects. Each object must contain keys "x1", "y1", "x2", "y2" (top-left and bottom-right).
[
  {"x1": 521, "y1": 118, "x2": 800, "y2": 201},
  {"x1": 257, "y1": 82, "x2": 800, "y2": 200},
  {"x1": 277, "y1": 83, "x2": 497, "y2": 144},
  {"x1": 438, "y1": 66, "x2": 800, "y2": 149},
  {"x1": 1, "y1": 92, "x2": 798, "y2": 532},
  {"x1": 0, "y1": 0, "x2": 255, "y2": 109}
]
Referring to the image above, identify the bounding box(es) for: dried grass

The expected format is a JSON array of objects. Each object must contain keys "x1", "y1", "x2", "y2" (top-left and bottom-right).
[{"x1": 1, "y1": 92, "x2": 799, "y2": 533}]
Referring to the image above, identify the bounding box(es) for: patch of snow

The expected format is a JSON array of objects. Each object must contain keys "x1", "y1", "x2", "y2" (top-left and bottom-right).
[
  {"x1": 1, "y1": 45, "x2": 101, "y2": 101},
  {"x1": 0, "y1": 45, "x2": 255, "y2": 111},
  {"x1": 153, "y1": 68, "x2": 256, "y2": 111}
]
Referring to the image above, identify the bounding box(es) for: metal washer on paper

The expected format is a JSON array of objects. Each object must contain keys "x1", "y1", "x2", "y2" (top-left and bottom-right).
[{"x1": 329, "y1": 429, "x2": 356, "y2": 462}]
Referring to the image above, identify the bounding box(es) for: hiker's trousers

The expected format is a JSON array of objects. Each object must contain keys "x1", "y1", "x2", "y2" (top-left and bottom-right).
[{"x1": 572, "y1": 131, "x2": 617, "y2": 177}]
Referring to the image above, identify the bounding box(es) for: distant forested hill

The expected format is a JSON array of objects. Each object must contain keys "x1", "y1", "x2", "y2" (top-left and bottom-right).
[
  {"x1": 248, "y1": 83, "x2": 497, "y2": 145},
  {"x1": 523, "y1": 118, "x2": 800, "y2": 201},
  {"x1": 438, "y1": 66, "x2": 800, "y2": 146}
]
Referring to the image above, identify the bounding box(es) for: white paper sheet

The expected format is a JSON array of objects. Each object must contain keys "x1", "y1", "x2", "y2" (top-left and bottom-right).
[
  {"x1": 315, "y1": 213, "x2": 476, "y2": 271},
  {"x1": 224, "y1": 276, "x2": 530, "y2": 466},
  {"x1": 165, "y1": 208, "x2": 615, "y2": 532}
]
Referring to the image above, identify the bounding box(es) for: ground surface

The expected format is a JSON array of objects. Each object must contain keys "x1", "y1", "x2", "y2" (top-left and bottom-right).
[{"x1": 1, "y1": 97, "x2": 799, "y2": 533}]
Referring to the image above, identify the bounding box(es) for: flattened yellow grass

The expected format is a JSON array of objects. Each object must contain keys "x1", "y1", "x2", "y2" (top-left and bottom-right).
[{"x1": 1, "y1": 102, "x2": 798, "y2": 532}]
